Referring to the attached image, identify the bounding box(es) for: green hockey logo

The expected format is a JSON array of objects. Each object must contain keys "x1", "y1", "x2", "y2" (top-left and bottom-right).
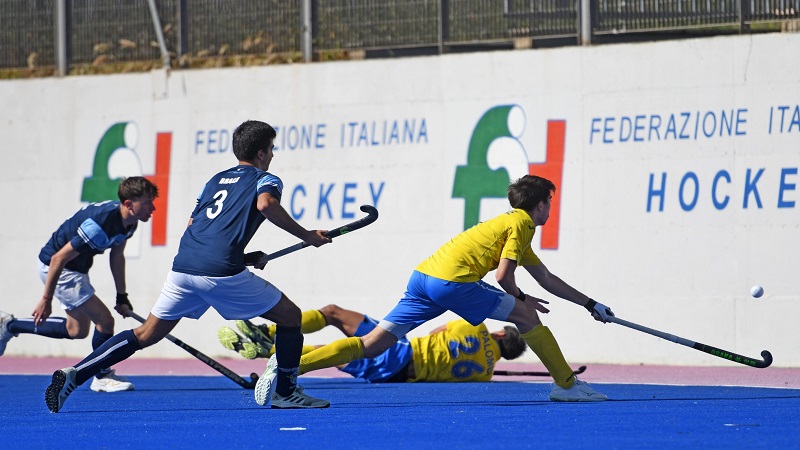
[
  {"x1": 81, "y1": 122, "x2": 173, "y2": 246},
  {"x1": 452, "y1": 105, "x2": 566, "y2": 249},
  {"x1": 453, "y1": 105, "x2": 524, "y2": 230}
]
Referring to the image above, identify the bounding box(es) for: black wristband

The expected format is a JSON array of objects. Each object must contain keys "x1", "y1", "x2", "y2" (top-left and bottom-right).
[
  {"x1": 584, "y1": 299, "x2": 597, "y2": 313},
  {"x1": 116, "y1": 293, "x2": 133, "y2": 311},
  {"x1": 516, "y1": 289, "x2": 526, "y2": 301}
]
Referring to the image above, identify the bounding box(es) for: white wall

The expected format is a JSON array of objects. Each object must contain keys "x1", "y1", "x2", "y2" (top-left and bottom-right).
[{"x1": 1, "y1": 33, "x2": 797, "y2": 367}]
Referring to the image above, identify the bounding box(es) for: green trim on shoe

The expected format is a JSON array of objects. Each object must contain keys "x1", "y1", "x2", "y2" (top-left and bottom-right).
[
  {"x1": 236, "y1": 320, "x2": 274, "y2": 351},
  {"x1": 217, "y1": 326, "x2": 262, "y2": 360}
]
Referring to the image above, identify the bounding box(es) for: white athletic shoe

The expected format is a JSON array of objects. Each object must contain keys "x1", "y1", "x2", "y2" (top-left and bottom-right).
[
  {"x1": 271, "y1": 385, "x2": 330, "y2": 409},
  {"x1": 254, "y1": 354, "x2": 278, "y2": 406},
  {"x1": 90, "y1": 369, "x2": 135, "y2": 392},
  {"x1": 45, "y1": 367, "x2": 77, "y2": 413},
  {"x1": 0, "y1": 310, "x2": 17, "y2": 356},
  {"x1": 549, "y1": 377, "x2": 608, "y2": 402}
]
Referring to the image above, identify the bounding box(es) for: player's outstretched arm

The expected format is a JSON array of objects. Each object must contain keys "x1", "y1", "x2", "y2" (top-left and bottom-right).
[
  {"x1": 258, "y1": 192, "x2": 331, "y2": 247},
  {"x1": 524, "y1": 263, "x2": 614, "y2": 322}
]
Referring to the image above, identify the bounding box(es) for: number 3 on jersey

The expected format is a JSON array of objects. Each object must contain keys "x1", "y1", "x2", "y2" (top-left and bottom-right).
[
  {"x1": 206, "y1": 190, "x2": 228, "y2": 219},
  {"x1": 448, "y1": 335, "x2": 484, "y2": 379}
]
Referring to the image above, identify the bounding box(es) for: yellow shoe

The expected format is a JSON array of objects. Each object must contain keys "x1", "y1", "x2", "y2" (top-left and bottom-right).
[
  {"x1": 218, "y1": 327, "x2": 266, "y2": 359},
  {"x1": 235, "y1": 320, "x2": 274, "y2": 353}
]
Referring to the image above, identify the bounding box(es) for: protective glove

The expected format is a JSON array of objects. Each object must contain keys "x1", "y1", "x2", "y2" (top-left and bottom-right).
[
  {"x1": 115, "y1": 293, "x2": 133, "y2": 317},
  {"x1": 584, "y1": 299, "x2": 614, "y2": 322},
  {"x1": 244, "y1": 251, "x2": 266, "y2": 266}
]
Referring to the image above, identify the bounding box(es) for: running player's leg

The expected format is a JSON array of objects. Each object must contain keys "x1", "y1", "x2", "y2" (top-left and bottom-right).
[
  {"x1": 5, "y1": 267, "x2": 97, "y2": 353},
  {"x1": 45, "y1": 315, "x2": 178, "y2": 413},
  {"x1": 202, "y1": 269, "x2": 326, "y2": 407},
  {"x1": 502, "y1": 296, "x2": 575, "y2": 387},
  {"x1": 3, "y1": 314, "x2": 78, "y2": 340},
  {"x1": 260, "y1": 294, "x2": 305, "y2": 397},
  {"x1": 257, "y1": 294, "x2": 330, "y2": 408},
  {"x1": 46, "y1": 270, "x2": 206, "y2": 412},
  {"x1": 76, "y1": 315, "x2": 178, "y2": 384},
  {"x1": 501, "y1": 293, "x2": 606, "y2": 401},
  {"x1": 66, "y1": 296, "x2": 132, "y2": 389},
  {"x1": 337, "y1": 315, "x2": 414, "y2": 382},
  {"x1": 437, "y1": 279, "x2": 568, "y2": 386},
  {"x1": 300, "y1": 271, "x2": 444, "y2": 373}
]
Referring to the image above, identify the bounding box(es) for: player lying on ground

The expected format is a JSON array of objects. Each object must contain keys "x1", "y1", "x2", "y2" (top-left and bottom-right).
[
  {"x1": 254, "y1": 175, "x2": 614, "y2": 403},
  {"x1": 44, "y1": 120, "x2": 332, "y2": 413},
  {"x1": 0, "y1": 176, "x2": 158, "y2": 393},
  {"x1": 218, "y1": 304, "x2": 528, "y2": 382}
]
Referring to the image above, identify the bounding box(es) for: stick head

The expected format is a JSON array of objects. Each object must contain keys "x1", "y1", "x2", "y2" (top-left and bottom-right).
[
  {"x1": 758, "y1": 350, "x2": 773, "y2": 368},
  {"x1": 327, "y1": 204, "x2": 379, "y2": 238}
]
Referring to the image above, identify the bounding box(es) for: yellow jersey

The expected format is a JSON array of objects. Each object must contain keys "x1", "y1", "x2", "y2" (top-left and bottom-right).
[
  {"x1": 409, "y1": 320, "x2": 501, "y2": 382},
  {"x1": 415, "y1": 209, "x2": 542, "y2": 282}
]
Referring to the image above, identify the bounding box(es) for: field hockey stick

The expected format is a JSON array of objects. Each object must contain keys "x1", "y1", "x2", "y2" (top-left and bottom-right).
[
  {"x1": 247, "y1": 204, "x2": 379, "y2": 267},
  {"x1": 607, "y1": 316, "x2": 772, "y2": 368},
  {"x1": 494, "y1": 365, "x2": 587, "y2": 377},
  {"x1": 127, "y1": 311, "x2": 260, "y2": 389}
]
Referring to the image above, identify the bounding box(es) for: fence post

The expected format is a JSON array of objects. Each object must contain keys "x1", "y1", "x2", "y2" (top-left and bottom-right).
[
  {"x1": 738, "y1": 0, "x2": 751, "y2": 33},
  {"x1": 302, "y1": 0, "x2": 312, "y2": 62},
  {"x1": 439, "y1": 0, "x2": 450, "y2": 54},
  {"x1": 55, "y1": 0, "x2": 71, "y2": 76},
  {"x1": 177, "y1": 0, "x2": 188, "y2": 67},
  {"x1": 147, "y1": 0, "x2": 171, "y2": 69},
  {"x1": 579, "y1": 0, "x2": 592, "y2": 45}
]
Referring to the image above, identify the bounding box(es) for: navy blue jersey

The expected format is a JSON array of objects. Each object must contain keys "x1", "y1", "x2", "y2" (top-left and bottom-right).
[
  {"x1": 172, "y1": 165, "x2": 282, "y2": 276},
  {"x1": 39, "y1": 201, "x2": 137, "y2": 274}
]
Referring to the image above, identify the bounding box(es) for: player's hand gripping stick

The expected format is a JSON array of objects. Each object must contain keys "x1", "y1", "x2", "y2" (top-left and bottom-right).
[{"x1": 246, "y1": 204, "x2": 379, "y2": 269}]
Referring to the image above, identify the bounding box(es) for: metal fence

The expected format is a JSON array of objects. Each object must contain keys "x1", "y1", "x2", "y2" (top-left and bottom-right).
[
  {"x1": 594, "y1": 0, "x2": 799, "y2": 33},
  {"x1": 1, "y1": 0, "x2": 798, "y2": 73}
]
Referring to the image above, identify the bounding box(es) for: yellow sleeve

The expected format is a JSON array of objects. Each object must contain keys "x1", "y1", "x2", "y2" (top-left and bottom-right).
[
  {"x1": 499, "y1": 212, "x2": 539, "y2": 265},
  {"x1": 519, "y1": 246, "x2": 541, "y2": 266},
  {"x1": 415, "y1": 209, "x2": 537, "y2": 282}
]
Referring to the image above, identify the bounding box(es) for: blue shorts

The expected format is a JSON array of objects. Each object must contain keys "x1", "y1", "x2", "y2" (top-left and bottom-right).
[
  {"x1": 339, "y1": 315, "x2": 413, "y2": 383},
  {"x1": 380, "y1": 270, "x2": 514, "y2": 337}
]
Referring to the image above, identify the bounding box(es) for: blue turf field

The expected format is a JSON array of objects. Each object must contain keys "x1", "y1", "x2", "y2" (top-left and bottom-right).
[{"x1": 2, "y1": 374, "x2": 798, "y2": 449}]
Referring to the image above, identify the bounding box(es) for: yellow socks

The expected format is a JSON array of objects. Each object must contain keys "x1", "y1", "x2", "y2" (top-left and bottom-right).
[
  {"x1": 301, "y1": 309, "x2": 328, "y2": 333},
  {"x1": 299, "y1": 336, "x2": 364, "y2": 375},
  {"x1": 267, "y1": 344, "x2": 315, "y2": 358},
  {"x1": 521, "y1": 325, "x2": 575, "y2": 389},
  {"x1": 301, "y1": 344, "x2": 316, "y2": 354},
  {"x1": 267, "y1": 309, "x2": 328, "y2": 338},
  {"x1": 263, "y1": 310, "x2": 329, "y2": 357}
]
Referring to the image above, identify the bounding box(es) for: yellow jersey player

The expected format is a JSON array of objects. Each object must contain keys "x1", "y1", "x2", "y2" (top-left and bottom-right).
[
  {"x1": 409, "y1": 320, "x2": 502, "y2": 382},
  {"x1": 219, "y1": 304, "x2": 527, "y2": 383},
  {"x1": 255, "y1": 175, "x2": 614, "y2": 403}
]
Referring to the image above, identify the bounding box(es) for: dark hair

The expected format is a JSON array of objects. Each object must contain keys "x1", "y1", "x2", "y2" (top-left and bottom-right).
[
  {"x1": 232, "y1": 120, "x2": 277, "y2": 161},
  {"x1": 118, "y1": 176, "x2": 159, "y2": 202},
  {"x1": 507, "y1": 175, "x2": 556, "y2": 211},
  {"x1": 498, "y1": 326, "x2": 527, "y2": 360}
]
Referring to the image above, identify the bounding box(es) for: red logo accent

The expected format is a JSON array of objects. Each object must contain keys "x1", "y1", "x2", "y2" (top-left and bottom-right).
[
  {"x1": 528, "y1": 120, "x2": 565, "y2": 249},
  {"x1": 145, "y1": 132, "x2": 172, "y2": 246}
]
